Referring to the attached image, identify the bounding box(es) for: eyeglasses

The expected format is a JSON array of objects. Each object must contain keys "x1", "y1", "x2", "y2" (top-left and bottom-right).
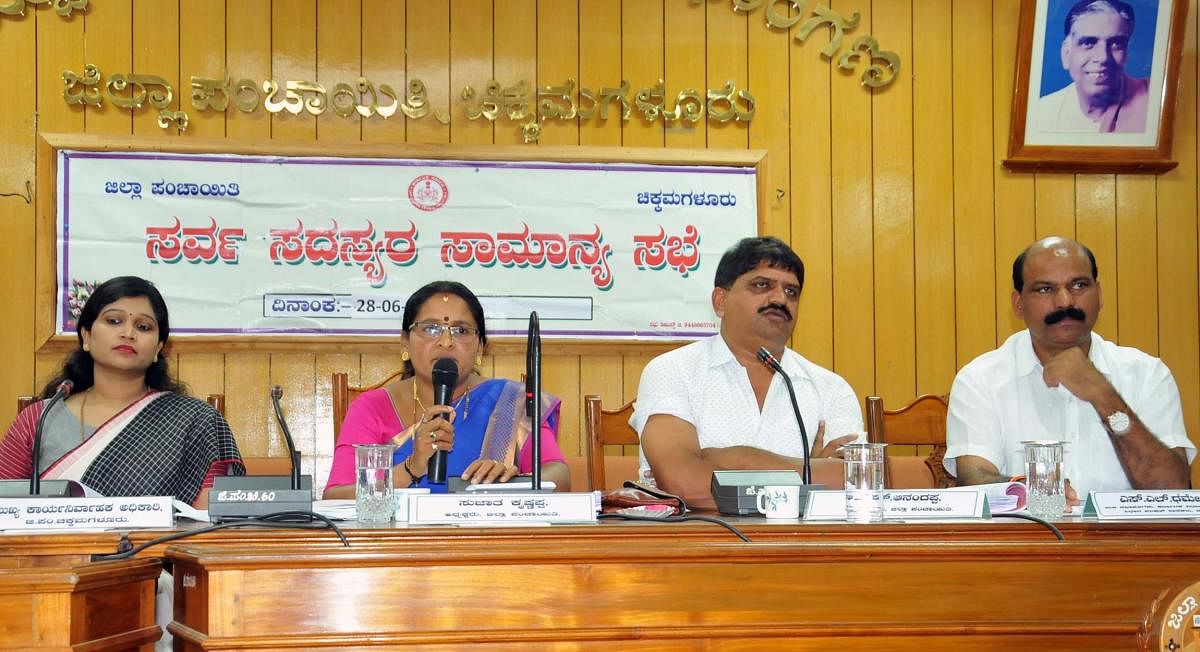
[{"x1": 409, "y1": 321, "x2": 480, "y2": 341}]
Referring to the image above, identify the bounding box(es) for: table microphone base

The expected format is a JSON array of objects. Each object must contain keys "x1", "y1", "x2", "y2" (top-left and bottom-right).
[{"x1": 710, "y1": 470, "x2": 820, "y2": 516}]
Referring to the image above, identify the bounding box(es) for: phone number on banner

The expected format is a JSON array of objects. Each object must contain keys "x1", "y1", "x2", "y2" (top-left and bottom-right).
[{"x1": 265, "y1": 294, "x2": 406, "y2": 319}]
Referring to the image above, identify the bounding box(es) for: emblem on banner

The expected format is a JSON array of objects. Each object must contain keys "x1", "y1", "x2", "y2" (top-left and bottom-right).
[{"x1": 408, "y1": 175, "x2": 449, "y2": 212}]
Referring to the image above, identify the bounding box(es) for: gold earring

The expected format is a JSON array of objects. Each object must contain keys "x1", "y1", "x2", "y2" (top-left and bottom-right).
[
  {"x1": 401, "y1": 350, "x2": 410, "y2": 362},
  {"x1": 475, "y1": 354, "x2": 483, "y2": 367},
  {"x1": 82, "y1": 343, "x2": 90, "y2": 352}
]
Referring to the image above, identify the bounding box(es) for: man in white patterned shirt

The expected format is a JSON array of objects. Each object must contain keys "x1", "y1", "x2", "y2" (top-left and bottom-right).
[{"x1": 630, "y1": 237, "x2": 864, "y2": 509}]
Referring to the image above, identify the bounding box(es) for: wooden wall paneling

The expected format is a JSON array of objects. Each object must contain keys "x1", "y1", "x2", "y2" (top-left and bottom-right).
[
  {"x1": 829, "y1": 0, "x2": 875, "y2": 402},
  {"x1": 1033, "y1": 174, "x2": 1077, "y2": 239},
  {"x1": 621, "y1": 352, "x2": 653, "y2": 405},
  {"x1": 0, "y1": 14, "x2": 37, "y2": 421},
  {"x1": 1158, "y1": 1, "x2": 1200, "y2": 488},
  {"x1": 579, "y1": 0, "x2": 623, "y2": 147},
  {"x1": 316, "y1": 0, "x2": 363, "y2": 143},
  {"x1": 620, "y1": 0, "x2": 664, "y2": 147},
  {"x1": 449, "y1": 0, "x2": 494, "y2": 145},
  {"x1": 312, "y1": 352, "x2": 359, "y2": 497},
  {"x1": 1074, "y1": 175, "x2": 1117, "y2": 339},
  {"x1": 226, "y1": 0, "x2": 272, "y2": 140},
  {"x1": 131, "y1": 1, "x2": 179, "y2": 136},
  {"x1": 788, "y1": 5, "x2": 834, "y2": 369},
  {"x1": 361, "y1": 350, "x2": 404, "y2": 386},
  {"x1": 405, "y1": 0, "x2": 451, "y2": 144},
  {"x1": 223, "y1": 352, "x2": 271, "y2": 455},
  {"x1": 951, "y1": 0, "x2": 997, "y2": 359},
  {"x1": 536, "y1": 1, "x2": 579, "y2": 147},
  {"x1": 663, "y1": 0, "x2": 706, "y2": 150},
  {"x1": 270, "y1": 0, "x2": 317, "y2": 141},
  {"x1": 991, "y1": 1, "x2": 1034, "y2": 343},
  {"x1": 703, "y1": 0, "x2": 747, "y2": 151},
  {"x1": 542, "y1": 355, "x2": 582, "y2": 456},
  {"x1": 83, "y1": 2, "x2": 131, "y2": 135},
  {"x1": 362, "y1": 0, "x2": 408, "y2": 144},
  {"x1": 492, "y1": 0, "x2": 534, "y2": 147},
  {"x1": 870, "y1": 1, "x2": 916, "y2": 404},
  {"x1": 492, "y1": 353, "x2": 524, "y2": 395},
  {"x1": 1115, "y1": 176, "x2": 1159, "y2": 353},
  {"x1": 180, "y1": 0, "x2": 228, "y2": 139},
  {"x1": 746, "y1": 2, "x2": 790, "y2": 242},
  {"x1": 269, "y1": 353, "x2": 317, "y2": 471},
  {"x1": 33, "y1": 6, "x2": 86, "y2": 395},
  {"x1": 913, "y1": 0, "x2": 957, "y2": 395},
  {"x1": 175, "y1": 353, "x2": 225, "y2": 403}
]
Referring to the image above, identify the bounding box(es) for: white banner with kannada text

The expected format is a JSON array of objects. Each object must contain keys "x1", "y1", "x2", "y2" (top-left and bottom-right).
[{"x1": 57, "y1": 150, "x2": 758, "y2": 338}]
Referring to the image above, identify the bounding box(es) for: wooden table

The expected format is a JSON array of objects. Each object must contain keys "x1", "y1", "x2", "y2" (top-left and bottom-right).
[
  {"x1": 123, "y1": 517, "x2": 1200, "y2": 651},
  {"x1": 0, "y1": 557, "x2": 162, "y2": 651},
  {"x1": 3, "y1": 518, "x2": 1200, "y2": 650}
]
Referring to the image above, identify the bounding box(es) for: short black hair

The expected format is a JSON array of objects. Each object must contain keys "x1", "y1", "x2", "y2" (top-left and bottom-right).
[
  {"x1": 400, "y1": 280, "x2": 487, "y2": 378},
  {"x1": 714, "y1": 236, "x2": 805, "y2": 291},
  {"x1": 1064, "y1": 0, "x2": 1134, "y2": 37},
  {"x1": 1012, "y1": 240, "x2": 1099, "y2": 291}
]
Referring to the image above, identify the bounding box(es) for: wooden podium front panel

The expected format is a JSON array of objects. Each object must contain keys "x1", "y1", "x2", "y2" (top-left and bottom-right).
[
  {"x1": 0, "y1": 557, "x2": 162, "y2": 651},
  {"x1": 167, "y1": 536, "x2": 1200, "y2": 651}
]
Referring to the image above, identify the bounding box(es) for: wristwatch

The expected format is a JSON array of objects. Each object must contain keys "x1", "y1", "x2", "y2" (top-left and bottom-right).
[{"x1": 1105, "y1": 410, "x2": 1132, "y2": 436}]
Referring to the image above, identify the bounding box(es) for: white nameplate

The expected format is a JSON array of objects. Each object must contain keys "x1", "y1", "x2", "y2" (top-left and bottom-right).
[
  {"x1": 409, "y1": 491, "x2": 599, "y2": 525},
  {"x1": 803, "y1": 489, "x2": 988, "y2": 520},
  {"x1": 0, "y1": 496, "x2": 174, "y2": 531},
  {"x1": 1084, "y1": 490, "x2": 1200, "y2": 519}
]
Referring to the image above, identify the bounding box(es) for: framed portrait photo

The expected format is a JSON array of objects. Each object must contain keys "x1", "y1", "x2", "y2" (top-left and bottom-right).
[{"x1": 1004, "y1": 0, "x2": 1188, "y2": 173}]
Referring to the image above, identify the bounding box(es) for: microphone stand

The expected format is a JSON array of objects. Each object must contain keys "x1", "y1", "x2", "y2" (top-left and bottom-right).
[
  {"x1": 30, "y1": 381, "x2": 73, "y2": 495},
  {"x1": 756, "y1": 347, "x2": 812, "y2": 485},
  {"x1": 526, "y1": 311, "x2": 542, "y2": 491},
  {"x1": 270, "y1": 385, "x2": 302, "y2": 491}
]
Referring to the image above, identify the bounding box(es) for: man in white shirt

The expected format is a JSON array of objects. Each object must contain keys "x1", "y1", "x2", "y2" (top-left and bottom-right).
[
  {"x1": 1033, "y1": 0, "x2": 1149, "y2": 133},
  {"x1": 630, "y1": 237, "x2": 863, "y2": 509},
  {"x1": 946, "y1": 237, "x2": 1193, "y2": 501}
]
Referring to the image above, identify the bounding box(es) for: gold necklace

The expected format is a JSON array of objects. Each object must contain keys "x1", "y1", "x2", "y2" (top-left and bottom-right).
[{"x1": 412, "y1": 379, "x2": 470, "y2": 423}]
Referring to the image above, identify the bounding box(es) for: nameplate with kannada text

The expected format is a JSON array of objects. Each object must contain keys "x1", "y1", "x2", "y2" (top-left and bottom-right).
[
  {"x1": 0, "y1": 496, "x2": 174, "y2": 531},
  {"x1": 409, "y1": 492, "x2": 599, "y2": 525},
  {"x1": 1084, "y1": 490, "x2": 1200, "y2": 519},
  {"x1": 803, "y1": 489, "x2": 988, "y2": 520}
]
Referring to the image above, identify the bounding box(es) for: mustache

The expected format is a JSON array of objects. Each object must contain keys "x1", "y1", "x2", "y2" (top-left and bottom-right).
[
  {"x1": 758, "y1": 303, "x2": 793, "y2": 321},
  {"x1": 1045, "y1": 306, "x2": 1086, "y2": 325}
]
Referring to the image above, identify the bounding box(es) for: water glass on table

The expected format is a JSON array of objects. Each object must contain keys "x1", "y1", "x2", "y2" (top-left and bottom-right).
[
  {"x1": 355, "y1": 444, "x2": 396, "y2": 523},
  {"x1": 841, "y1": 442, "x2": 887, "y2": 523},
  {"x1": 1022, "y1": 440, "x2": 1065, "y2": 519}
]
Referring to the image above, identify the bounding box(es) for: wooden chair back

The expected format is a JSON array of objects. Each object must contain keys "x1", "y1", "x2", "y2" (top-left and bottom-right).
[
  {"x1": 865, "y1": 394, "x2": 954, "y2": 489},
  {"x1": 332, "y1": 370, "x2": 405, "y2": 447},
  {"x1": 584, "y1": 395, "x2": 640, "y2": 492}
]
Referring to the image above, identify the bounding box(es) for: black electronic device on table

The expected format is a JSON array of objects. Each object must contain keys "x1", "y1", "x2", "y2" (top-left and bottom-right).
[{"x1": 710, "y1": 469, "x2": 813, "y2": 516}]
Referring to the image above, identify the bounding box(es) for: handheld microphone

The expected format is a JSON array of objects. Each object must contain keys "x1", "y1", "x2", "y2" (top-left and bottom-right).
[
  {"x1": 757, "y1": 346, "x2": 813, "y2": 485},
  {"x1": 428, "y1": 358, "x2": 458, "y2": 484},
  {"x1": 30, "y1": 380, "x2": 73, "y2": 495},
  {"x1": 270, "y1": 385, "x2": 303, "y2": 491},
  {"x1": 525, "y1": 311, "x2": 542, "y2": 491}
]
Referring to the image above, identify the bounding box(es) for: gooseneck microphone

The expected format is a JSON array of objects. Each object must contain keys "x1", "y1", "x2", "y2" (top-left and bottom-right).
[
  {"x1": 30, "y1": 380, "x2": 73, "y2": 495},
  {"x1": 270, "y1": 385, "x2": 303, "y2": 491},
  {"x1": 525, "y1": 311, "x2": 542, "y2": 491},
  {"x1": 756, "y1": 347, "x2": 812, "y2": 485},
  {"x1": 428, "y1": 357, "x2": 458, "y2": 485}
]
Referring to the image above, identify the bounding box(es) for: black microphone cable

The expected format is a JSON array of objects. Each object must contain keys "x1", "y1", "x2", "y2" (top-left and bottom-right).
[
  {"x1": 991, "y1": 512, "x2": 1065, "y2": 540},
  {"x1": 90, "y1": 510, "x2": 349, "y2": 562},
  {"x1": 597, "y1": 512, "x2": 752, "y2": 543}
]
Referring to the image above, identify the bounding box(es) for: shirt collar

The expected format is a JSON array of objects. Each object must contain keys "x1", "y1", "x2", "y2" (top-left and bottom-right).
[
  {"x1": 710, "y1": 335, "x2": 813, "y2": 382},
  {"x1": 1014, "y1": 329, "x2": 1109, "y2": 376}
]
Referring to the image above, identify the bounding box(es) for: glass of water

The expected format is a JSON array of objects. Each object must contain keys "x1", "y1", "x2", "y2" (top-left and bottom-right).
[
  {"x1": 1023, "y1": 440, "x2": 1065, "y2": 519},
  {"x1": 355, "y1": 444, "x2": 396, "y2": 523},
  {"x1": 841, "y1": 442, "x2": 887, "y2": 523}
]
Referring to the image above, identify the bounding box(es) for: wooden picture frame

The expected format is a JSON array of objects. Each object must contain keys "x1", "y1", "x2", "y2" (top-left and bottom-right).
[{"x1": 1003, "y1": 0, "x2": 1188, "y2": 173}]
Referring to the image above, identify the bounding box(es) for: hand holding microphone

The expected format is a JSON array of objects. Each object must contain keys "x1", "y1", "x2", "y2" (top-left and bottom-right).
[{"x1": 426, "y1": 358, "x2": 459, "y2": 484}]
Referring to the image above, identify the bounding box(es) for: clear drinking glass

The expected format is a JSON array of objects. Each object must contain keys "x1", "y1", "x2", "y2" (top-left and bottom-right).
[
  {"x1": 841, "y1": 442, "x2": 887, "y2": 523},
  {"x1": 1023, "y1": 440, "x2": 1065, "y2": 519},
  {"x1": 355, "y1": 444, "x2": 396, "y2": 523}
]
